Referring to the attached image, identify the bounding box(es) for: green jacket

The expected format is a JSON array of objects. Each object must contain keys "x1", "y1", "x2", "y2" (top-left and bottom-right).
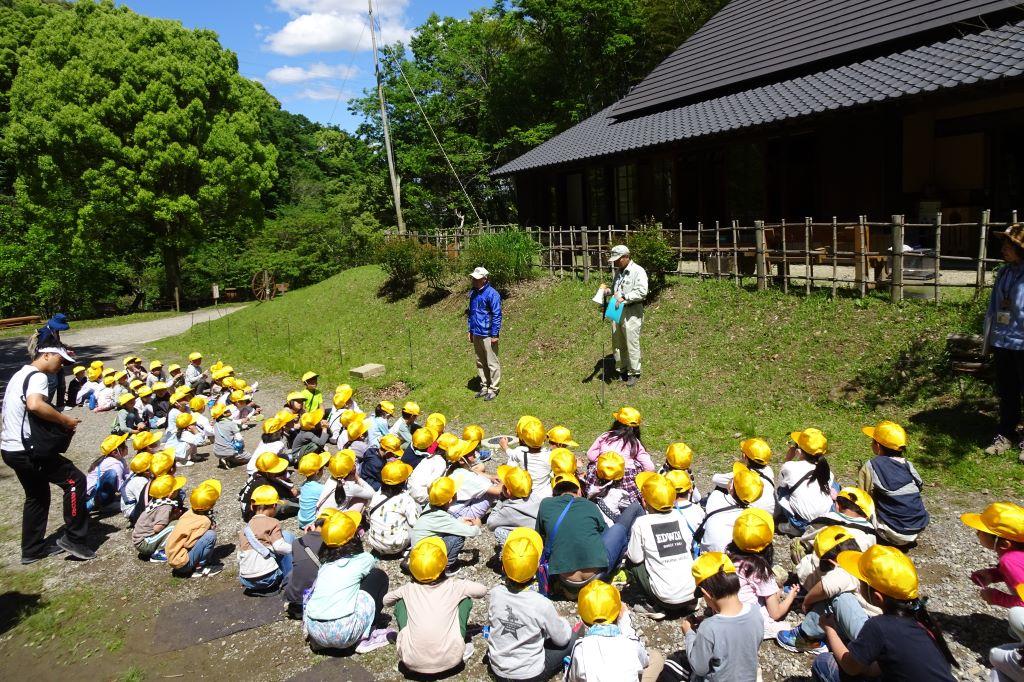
[
  {"x1": 535, "y1": 494, "x2": 608, "y2": 575},
  {"x1": 300, "y1": 388, "x2": 322, "y2": 413}
]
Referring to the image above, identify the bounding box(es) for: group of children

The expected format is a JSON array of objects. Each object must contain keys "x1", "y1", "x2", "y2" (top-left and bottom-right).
[{"x1": 72, "y1": 353, "x2": 1023, "y2": 682}]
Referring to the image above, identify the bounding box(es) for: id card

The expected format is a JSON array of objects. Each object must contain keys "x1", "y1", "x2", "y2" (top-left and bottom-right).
[{"x1": 997, "y1": 311, "x2": 1011, "y2": 326}]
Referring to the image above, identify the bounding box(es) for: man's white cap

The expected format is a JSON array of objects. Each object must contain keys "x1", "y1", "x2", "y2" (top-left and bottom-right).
[
  {"x1": 470, "y1": 266, "x2": 490, "y2": 280},
  {"x1": 38, "y1": 346, "x2": 75, "y2": 363},
  {"x1": 609, "y1": 245, "x2": 630, "y2": 263}
]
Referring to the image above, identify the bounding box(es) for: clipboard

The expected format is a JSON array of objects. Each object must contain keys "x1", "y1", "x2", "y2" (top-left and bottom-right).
[{"x1": 604, "y1": 298, "x2": 625, "y2": 323}]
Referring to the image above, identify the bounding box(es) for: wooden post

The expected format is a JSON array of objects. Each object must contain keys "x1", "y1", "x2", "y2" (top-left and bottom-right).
[
  {"x1": 976, "y1": 210, "x2": 990, "y2": 297},
  {"x1": 854, "y1": 216, "x2": 865, "y2": 297},
  {"x1": 548, "y1": 227, "x2": 554, "y2": 276},
  {"x1": 832, "y1": 217, "x2": 839, "y2": 298},
  {"x1": 582, "y1": 226, "x2": 591, "y2": 283},
  {"x1": 715, "y1": 221, "x2": 722, "y2": 280},
  {"x1": 860, "y1": 216, "x2": 868, "y2": 298},
  {"x1": 804, "y1": 217, "x2": 812, "y2": 295},
  {"x1": 781, "y1": 219, "x2": 789, "y2": 293},
  {"x1": 754, "y1": 220, "x2": 767, "y2": 291},
  {"x1": 174, "y1": 287, "x2": 180, "y2": 313},
  {"x1": 892, "y1": 215, "x2": 905, "y2": 303},
  {"x1": 569, "y1": 225, "x2": 577, "y2": 278},
  {"x1": 933, "y1": 212, "x2": 942, "y2": 303},
  {"x1": 731, "y1": 220, "x2": 740, "y2": 287},
  {"x1": 695, "y1": 222, "x2": 702, "y2": 277}
]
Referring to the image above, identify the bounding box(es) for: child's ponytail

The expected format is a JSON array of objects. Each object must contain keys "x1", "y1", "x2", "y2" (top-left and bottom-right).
[
  {"x1": 887, "y1": 596, "x2": 957, "y2": 668},
  {"x1": 810, "y1": 454, "x2": 831, "y2": 495}
]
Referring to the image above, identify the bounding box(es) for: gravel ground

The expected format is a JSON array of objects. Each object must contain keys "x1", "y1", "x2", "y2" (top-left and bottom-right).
[{"x1": 0, "y1": 349, "x2": 1017, "y2": 681}]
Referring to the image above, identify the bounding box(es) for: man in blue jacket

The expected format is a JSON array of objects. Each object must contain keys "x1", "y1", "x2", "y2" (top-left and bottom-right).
[{"x1": 468, "y1": 267, "x2": 502, "y2": 401}]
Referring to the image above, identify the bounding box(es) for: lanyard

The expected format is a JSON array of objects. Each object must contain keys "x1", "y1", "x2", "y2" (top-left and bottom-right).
[{"x1": 1000, "y1": 265, "x2": 1024, "y2": 302}]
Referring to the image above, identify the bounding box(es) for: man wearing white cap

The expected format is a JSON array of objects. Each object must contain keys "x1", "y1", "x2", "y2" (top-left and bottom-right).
[
  {"x1": 601, "y1": 245, "x2": 648, "y2": 386},
  {"x1": 468, "y1": 266, "x2": 503, "y2": 401},
  {"x1": 1, "y1": 345, "x2": 94, "y2": 563}
]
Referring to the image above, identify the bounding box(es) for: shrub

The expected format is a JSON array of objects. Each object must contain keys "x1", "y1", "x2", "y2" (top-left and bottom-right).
[
  {"x1": 626, "y1": 223, "x2": 676, "y2": 292},
  {"x1": 377, "y1": 237, "x2": 421, "y2": 286},
  {"x1": 416, "y1": 242, "x2": 458, "y2": 291},
  {"x1": 461, "y1": 229, "x2": 539, "y2": 290}
]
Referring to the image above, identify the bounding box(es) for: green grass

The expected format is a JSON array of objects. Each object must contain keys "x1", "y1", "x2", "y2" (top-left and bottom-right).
[{"x1": 153, "y1": 265, "x2": 1022, "y2": 493}]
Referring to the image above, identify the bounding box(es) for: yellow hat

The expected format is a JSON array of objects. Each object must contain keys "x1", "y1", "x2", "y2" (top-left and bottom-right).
[
  {"x1": 635, "y1": 471, "x2": 677, "y2": 511},
  {"x1": 692, "y1": 551, "x2": 737, "y2": 586},
  {"x1": 275, "y1": 409, "x2": 297, "y2": 425},
  {"x1": 190, "y1": 479, "x2": 222, "y2": 511},
  {"x1": 961, "y1": 502, "x2": 1024, "y2": 543},
  {"x1": 381, "y1": 460, "x2": 414, "y2": 486},
  {"x1": 333, "y1": 383, "x2": 353, "y2": 403},
  {"x1": 188, "y1": 352, "x2": 202, "y2": 361},
  {"x1": 665, "y1": 469, "x2": 693, "y2": 494},
  {"x1": 408, "y1": 537, "x2": 448, "y2": 583},
  {"x1": 402, "y1": 401, "x2": 421, "y2": 416},
  {"x1": 329, "y1": 450, "x2": 357, "y2": 479},
  {"x1": 251, "y1": 484, "x2": 280, "y2": 507},
  {"x1": 128, "y1": 379, "x2": 143, "y2": 391},
  {"x1": 122, "y1": 356, "x2": 135, "y2": 366},
  {"x1": 300, "y1": 409, "x2": 325, "y2": 430},
  {"x1": 412, "y1": 427, "x2": 438, "y2": 451},
  {"x1": 150, "y1": 474, "x2": 186, "y2": 499},
  {"x1": 732, "y1": 462, "x2": 764, "y2": 505},
  {"x1": 103, "y1": 375, "x2": 116, "y2": 387},
  {"x1": 151, "y1": 381, "x2": 169, "y2": 392},
  {"x1": 102, "y1": 367, "x2": 116, "y2": 376},
  {"x1": 211, "y1": 403, "x2": 229, "y2": 420},
  {"x1": 861, "y1": 421, "x2": 907, "y2": 451},
  {"x1": 549, "y1": 448, "x2": 577, "y2": 476},
  {"x1": 87, "y1": 367, "x2": 102, "y2": 381},
  {"x1": 425, "y1": 413, "x2": 447, "y2": 435},
  {"x1": 117, "y1": 392, "x2": 136, "y2": 407},
  {"x1": 732, "y1": 507, "x2": 775, "y2": 552},
  {"x1": 175, "y1": 412, "x2": 196, "y2": 430},
  {"x1": 90, "y1": 360, "x2": 104, "y2": 369},
  {"x1": 546, "y1": 425, "x2": 579, "y2": 448},
  {"x1": 613, "y1": 406, "x2": 642, "y2": 427},
  {"x1": 435, "y1": 432, "x2": 459, "y2": 453},
  {"x1": 137, "y1": 386, "x2": 154, "y2": 399},
  {"x1": 297, "y1": 451, "x2": 331, "y2": 477},
  {"x1": 665, "y1": 442, "x2": 694, "y2": 470},
  {"x1": 577, "y1": 580, "x2": 621, "y2": 625},
  {"x1": 332, "y1": 391, "x2": 352, "y2": 410},
  {"x1": 502, "y1": 528, "x2": 543, "y2": 583},
  {"x1": 449, "y1": 439, "x2": 480, "y2": 463},
  {"x1": 322, "y1": 511, "x2": 362, "y2": 547},
  {"x1": 167, "y1": 364, "x2": 181, "y2": 374},
  {"x1": 837, "y1": 546, "x2": 918, "y2": 600},
  {"x1": 338, "y1": 409, "x2": 359, "y2": 427},
  {"x1": 255, "y1": 451, "x2": 288, "y2": 475},
  {"x1": 551, "y1": 472, "x2": 580, "y2": 491},
  {"x1": 188, "y1": 396, "x2": 206, "y2": 412},
  {"x1": 836, "y1": 487, "x2": 875, "y2": 518},
  {"x1": 115, "y1": 371, "x2": 128, "y2": 382},
  {"x1": 262, "y1": 416, "x2": 284, "y2": 434},
  {"x1": 171, "y1": 387, "x2": 192, "y2": 403},
  {"x1": 129, "y1": 452, "x2": 153, "y2": 474},
  {"x1": 221, "y1": 377, "x2": 237, "y2": 390},
  {"x1": 428, "y1": 476, "x2": 458, "y2": 506},
  {"x1": 517, "y1": 416, "x2": 545, "y2": 449},
  {"x1": 814, "y1": 526, "x2": 856, "y2": 558},
  {"x1": 790, "y1": 428, "x2": 828, "y2": 456},
  {"x1": 301, "y1": 371, "x2": 319, "y2": 383},
  {"x1": 100, "y1": 433, "x2": 130, "y2": 456},
  {"x1": 346, "y1": 416, "x2": 369, "y2": 441},
  {"x1": 210, "y1": 361, "x2": 224, "y2": 373},
  {"x1": 149, "y1": 449, "x2": 175, "y2": 476},
  {"x1": 740, "y1": 438, "x2": 772, "y2": 465},
  {"x1": 286, "y1": 390, "x2": 305, "y2": 403},
  {"x1": 377, "y1": 400, "x2": 395, "y2": 416},
  {"x1": 150, "y1": 360, "x2": 163, "y2": 370},
  {"x1": 497, "y1": 465, "x2": 533, "y2": 499},
  {"x1": 230, "y1": 389, "x2": 246, "y2": 403},
  {"x1": 72, "y1": 365, "x2": 85, "y2": 374},
  {"x1": 234, "y1": 379, "x2": 248, "y2": 391},
  {"x1": 596, "y1": 451, "x2": 625, "y2": 481},
  {"x1": 379, "y1": 433, "x2": 404, "y2": 456},
  {"x1": 462, "y1": 424, "x2": 485, "y2": 442},
  {"x1": 132, "y1": 430, "x2": 162, "y2": 451}
]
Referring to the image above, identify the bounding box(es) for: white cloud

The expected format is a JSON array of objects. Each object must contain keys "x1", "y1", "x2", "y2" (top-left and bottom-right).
[
  {"x1": 273, "y1": 0, "x2": 408, "y2": 19},
  {"x1": 265, "y1": 62, "x2": 359, "y2": 84},
  {"x1": 254, "y1": 23, "x2": 267, "y2": 32},
  {"x1": 266, "y1": 12, "x2": 412, "y2": 55},
  {"x1": 293, "y1": 85, "x2": 352, "y2": 101}
]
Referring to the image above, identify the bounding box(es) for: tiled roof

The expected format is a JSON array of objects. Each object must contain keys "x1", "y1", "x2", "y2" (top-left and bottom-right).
[{"x1": 493, "y1": 19, "x2": 1024, "y2": 177}]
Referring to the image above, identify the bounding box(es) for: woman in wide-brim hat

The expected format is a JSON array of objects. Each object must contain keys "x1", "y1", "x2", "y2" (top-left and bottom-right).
[{"x1": 985, "y1": 222, "x2": 1024, "y2": 463}]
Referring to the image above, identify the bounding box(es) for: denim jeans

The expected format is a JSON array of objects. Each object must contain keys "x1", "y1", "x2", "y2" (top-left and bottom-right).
[
  {"x1": 800, "y1": 592, "x2": 869, "y2": 642},
  {"x1": 600, "y1": 501, "x2": 644, "y2": 577},
  {"x1": 181, "y1": 529, "x2": 217, "y2": 572},
  {"x1": 493, "y1": 527, "x2": 512, "y2": 547},
  {"x1": 239, "y1": 530, "x2": 296, "y2": 590},
  {"x1": 86, "y1": 469, "x2": 120, "y2": 511},
  {"x1": 441, "y1": 534, "x2": 465, "y2": 568}
]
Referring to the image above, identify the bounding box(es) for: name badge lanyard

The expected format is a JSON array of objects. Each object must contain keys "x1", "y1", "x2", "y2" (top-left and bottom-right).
[{"x1": 1000, "y1": 266, "x2": 1024, "y2": 310}]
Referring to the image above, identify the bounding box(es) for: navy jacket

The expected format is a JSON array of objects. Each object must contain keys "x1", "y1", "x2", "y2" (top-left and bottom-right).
[{"x1": 468, "y1": 283, "x2": 502, "y2": 338}]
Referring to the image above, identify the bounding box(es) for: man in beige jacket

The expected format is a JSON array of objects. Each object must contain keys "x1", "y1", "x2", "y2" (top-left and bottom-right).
[{"x1": 602, "y1": 245, "x2": 648, "y2": 386}]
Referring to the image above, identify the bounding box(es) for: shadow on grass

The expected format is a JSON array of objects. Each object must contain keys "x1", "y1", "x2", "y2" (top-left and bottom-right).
[
  {"x1": 908, "y1": 404, "x2": 996, "y2": 468},
  {"x1": 0, "y1": 592, "x2": 42, "y2": 635},
  {"x1": 376, "y1": 278, "x2": 416, "y2": 303},
  {"x1": 417, "y1": 288, "x2": 451, "y2": 308},
  {"x1": 581, "y1": 354, "x2": 618, "y2": 385}
]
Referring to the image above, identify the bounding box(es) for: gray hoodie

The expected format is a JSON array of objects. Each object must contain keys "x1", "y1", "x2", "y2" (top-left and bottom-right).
[{"x1": 487, "y1": 494, "x2": 543, "y2": 532}]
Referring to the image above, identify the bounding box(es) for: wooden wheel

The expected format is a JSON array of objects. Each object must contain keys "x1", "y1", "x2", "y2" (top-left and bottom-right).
[{"x1": 251, "y1": 270, "x2": 276, "y2": 302}]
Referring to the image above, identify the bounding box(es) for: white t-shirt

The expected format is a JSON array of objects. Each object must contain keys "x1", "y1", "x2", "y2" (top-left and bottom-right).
[
  {"x1": 248, "y1": 440, "x2": 284, "y2": 475},
  {"x1": 712, "y1": 465, "x2": 776, "y2": 515},
  {"x1": 700, "y1": 489, "x2": 744, "y2": 554},
  {"x1": 626, "y1": 511, "x2": 696, "y2": 604},
  {"x1": 1, "y1": 365, "x2": 51, "y2": 452},
  {"x1": 408, "y1": 454, "x2": 446, "y2": 505},
  {"x1": 778, "y1": 460, "x2": 834, "y2": 522},
  {"x1": 506, "y1": 446, "x2": 552, "y2": 500},
  {"x1": 566, "y1": 610, "x2": 649, "y2": 682}
]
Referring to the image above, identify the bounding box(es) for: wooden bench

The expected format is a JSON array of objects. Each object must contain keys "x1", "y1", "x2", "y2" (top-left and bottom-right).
[{"x1": 0, "y1": 315, "x2": 41, "y2": 330}]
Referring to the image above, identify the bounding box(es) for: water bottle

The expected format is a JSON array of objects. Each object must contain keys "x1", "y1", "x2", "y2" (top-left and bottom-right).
[{"x1": 481, "y1": 625, "x2": 490, "y2": 640}]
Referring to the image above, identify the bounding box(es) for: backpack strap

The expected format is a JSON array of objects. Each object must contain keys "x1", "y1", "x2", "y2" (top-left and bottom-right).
[
  {"x1": 19, "y1": 370, "x2": 45, "y2": 453},
  {"x1": 243, "y1": 524, "x2": 273, "y2": 559},
  {"x1": 808, "y1": 516, "x2": 879, "y2": 537},
  {"x1": 298, "y1": 536, "x2": 321, "y2": 567},
  {"x1": 542, "y1": 497, "x2": 574, "y2": 562},
  {"x1": 691, "y1": 503, "x2": 740, "y2": 548}
]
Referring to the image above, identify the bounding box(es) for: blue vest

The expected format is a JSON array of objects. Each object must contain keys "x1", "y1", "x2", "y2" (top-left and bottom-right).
[{"x1": 867, "y1": 456, "x2": 929, "y2": 533}]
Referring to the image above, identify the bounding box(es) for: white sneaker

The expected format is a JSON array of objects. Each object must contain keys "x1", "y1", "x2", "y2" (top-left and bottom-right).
[{"x1": 462, "y1": 642, "x2": 475, "y2": 662}]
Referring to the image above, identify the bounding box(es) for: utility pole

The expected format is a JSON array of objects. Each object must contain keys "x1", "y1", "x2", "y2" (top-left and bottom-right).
[{"x1": 369, "y1": 0, "x2": 406, "y2": 234}]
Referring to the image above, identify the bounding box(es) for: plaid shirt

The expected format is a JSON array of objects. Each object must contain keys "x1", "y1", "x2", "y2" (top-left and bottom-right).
[{"x1": 583, "y1": 463, "x2": 640, "y2": 521}]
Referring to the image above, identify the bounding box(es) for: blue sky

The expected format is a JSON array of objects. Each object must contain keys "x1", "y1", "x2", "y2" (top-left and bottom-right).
[{"x1": 119, "y1": 1, "x2": 483, "y2": 131}]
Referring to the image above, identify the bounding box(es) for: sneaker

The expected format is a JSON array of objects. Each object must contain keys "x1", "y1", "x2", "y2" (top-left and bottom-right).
[
  {"x1": 189, "y1": 569, "x2": 205, "y2": 579},
  {"x1": 986, "y1": 434, "x2": 1014, "y2": 455},
  {"x1": 474, "y1": 389, "x2": 488, "y2": 398},
  {"x1": 56, "y1": 536, "x2": 96, "y2": 561},
  {"x1": 462, "y1": 642, "x2": 475, "y2": 662},
  {"x1": 355, "y1": 627, "x2": 396, "y2": 654},
  {"x1": 182, "y1": 460, "x2": 195, "y2": 467},
  {"x1": 483, "y1": 392, "x2": 496, "y2": 402},
  {"x1": 477, "y1": 449, "x2": 493, "y2": 462},
  {"x1": 21, "y1": 543, "x2": 65, "y2": 565},
  {"x1": 149, "y1": 549, "x2": 168, "y2": 563},
  {"x1": 610, "y1": 569, "x2": 628, "y2": 587},
  {"x1": 631, "y1": 598, "x2": 666, "y2": 621},
  {"x1": 202, "y1": 563, "x2": 224, "y2": 576},
  {"x1": 776, "y1": 627, "x2": 827, "y2": 654},
  {"x1": 445, "y1": 565, "x2": 462, "y2": 578},
  {"x1": 777, "y1": 521, "x2": 800, "y2": 538},
  {"x1": 625, "y1": 375, "x2": 638, "y2": 387},
  {"x1": 286, "y1": 603, "x2": 304, "y2": 620}
]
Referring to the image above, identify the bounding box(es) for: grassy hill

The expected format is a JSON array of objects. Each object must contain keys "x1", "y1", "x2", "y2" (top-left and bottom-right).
[{"x1": 154, "y1": 265, "x2": 1021, "y2": 492}]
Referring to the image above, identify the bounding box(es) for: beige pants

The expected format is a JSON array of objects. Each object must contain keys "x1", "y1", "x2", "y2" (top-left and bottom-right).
[
  {"x1": 472, "y1": 335, "x2": 501, "y2": 392},
  {"x1": 612, "y1": 308, "x2": 643, "y2": 376},
  {"x1": 642, "y1": 649, "x2": 664, "y2": 682}
]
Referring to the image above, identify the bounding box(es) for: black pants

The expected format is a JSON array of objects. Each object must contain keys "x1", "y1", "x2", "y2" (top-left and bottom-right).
[
  {"x1": 1, "y1": 449, "x2": 89, "y2": 557},
  {"x1": 361, "y1": 567, "x2": 389, "y2": 627},
  {"x1": 995, "y1": 347, "x2": 1024, "y2": 440}
]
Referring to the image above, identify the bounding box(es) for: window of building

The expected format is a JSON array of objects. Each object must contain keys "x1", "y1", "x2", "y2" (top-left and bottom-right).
[{"x1": 615, "y1": 164, "x2": 637, "y2": 225}]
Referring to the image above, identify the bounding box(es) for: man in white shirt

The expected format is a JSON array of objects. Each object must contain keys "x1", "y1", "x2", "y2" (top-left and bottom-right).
[
  {"x1": 1, "y1": 346, "x2": 94, "y2": 563},
  {"x1": 601, "y1": 245, "x2": 648, "y2": 387}
]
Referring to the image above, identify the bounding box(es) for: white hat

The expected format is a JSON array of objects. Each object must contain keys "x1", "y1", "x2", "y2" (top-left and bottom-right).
[
  {"x1": 609, "y1": 245, "x2": 630, "y2": 263},
  {"x1": 38, "y1": 346, "x2": 75, "y2": 363},
  {"x1": 470, "y1": 267, "x2": 490, "y2": 280}
]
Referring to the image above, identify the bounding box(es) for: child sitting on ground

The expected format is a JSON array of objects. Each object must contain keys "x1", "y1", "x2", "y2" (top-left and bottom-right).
[
  {"x1": 292, "y1": 408, "x2": 330, "y2": 459},
  {"x1": 565, "y1": 580, "x2": 663, "y2": 682},
  {"x1": 794, "y1": 487, "x2": 877, "y2": 564},
  {"x1": 121, "y1": 452, "x2": 153, "y2": 523},
  {"x1": 283, "y1": 509, "x2": 335, "y2": 619},
  {"x1": 315, "y1": 449, "x2": 375, "y2": 516},
  {"x1": 777, "y1": 429, "x2": 835, "y2": 537},
  {"x1": 111, "y1": 393, "x2": 143, "y2": 435},
  {"x1": 585, "y1": 451, "x2": 639, "y2": 526},
  {"x1": 296, "y1": 452, "x2": 331, "y2": 530},
  {"x1": 237, "y1": 485, "x2": 295, "y2": 594},
  {"x1": 812, "y1": 546, "x2": 956, "y2": 682},
  {"x1": 93, "y1": 374, "x2": 116, "y2": 412},
  {"x1": 727, "y1": 507, "x2": 797, "y2": 639},
  {"x1": 711, "y1": 438, "x2": 775, "y2": 515},
  {"x1": 389, "y1": 401, "x2": 421, "y2": 450},
  {"x1": 211, "y1": 403, "x2": 248, "y2": 469},
  {"x1": 407, "y1": 428, "x2": 443, "y2": 505},
  {"x1": 366, "y1": 460, "x2": 420, "y2": 557},
  {"x1": 661, "y1": 553, "x2": 763, "y2": 682},
  {"x1": 131, "y1": 473, "x2": 187, "y2": 562},
  {"x1": 695, "y1": 463, "x2": 763, "y2": 554},
  {"x1": 187, "y1": 396, "x2": 215, "y2": 444},
  {"x1": 304, "y1": 511, "x2": 394, "y2": 653},
  {"x1": 586, "y1": 407, "x2": 655, "y2": 472},
  {"x1": 501, "y1": 416, "x2": 552, "y2": 498},
  {"x1": 665, "y1": 469, "x2": 705, "y2": 538},
  {"x1": 384, "y1": 537, "x2": 488, "y2": 677},
  {"x1": 299, "y1": 370, "x2": 323, "y2": 412},
  {"x1": 410, "y1": 477, "x2": 482, "y2": 572},
  {"x1": 858, "y1": 421, "x2": 929, "y2": 547},
  {"x1": 659, "y1": 442, "x2": 702, "y2": 503},
  {"x1": 487, "y1": 528, "x2": 578, "y2": 682},
  {"x1": 135, "y1": 386, "x2": 159, "y2": 429},
  {"x1": 166, "y1": 412, "x2": 204, "y2": 467},
  {"x1": 362, "y1": 433, "x2": 404, "y2": 491},
  {"x1": 240, "y1": 452, "x2": 299, "y2": 521},
  {"x1": 446, "y1": 439, "x2": 502, "y2": 520},
  {"x1": 250, "y1": 415, "x2": 287, "y2": 474},
  {"x1": 486, "y1": 465, "x2": 540, "y2": 547},
  {"x1": 165, "y1": 479, "x2": 222, "y2": 577},
  {"x1": 85, "y1": 434, "x2": 131, "y2": 512},
  {"x1": 365, "y1": 398, "x2": 395, "y2": 448},
  {"x1": 625, "y1": 472, "x2": 698, "y2": 620}
]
